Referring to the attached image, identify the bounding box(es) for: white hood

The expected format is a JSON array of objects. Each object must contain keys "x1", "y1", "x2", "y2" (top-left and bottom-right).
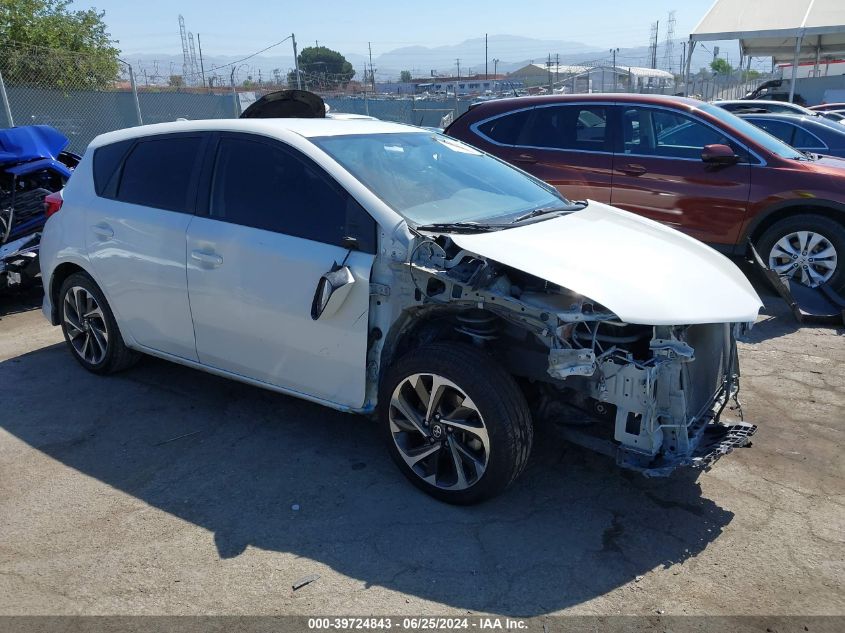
[{"x1": 449, "y1": 201, "x2": 762, "y2": 325}]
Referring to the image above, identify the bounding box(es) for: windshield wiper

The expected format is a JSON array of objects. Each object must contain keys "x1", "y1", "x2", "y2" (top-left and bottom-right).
[
  {"x1": 413, "y1": 221, "x2": 507, "y2": 233},
  {"x1": 510, "y1": 202, "x2": 586, "y2": 224}
]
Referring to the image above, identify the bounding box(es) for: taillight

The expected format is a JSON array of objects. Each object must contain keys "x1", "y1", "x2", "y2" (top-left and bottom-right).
[{"x1": 44, "y1": 191, "x2": 63, "y2": 219}]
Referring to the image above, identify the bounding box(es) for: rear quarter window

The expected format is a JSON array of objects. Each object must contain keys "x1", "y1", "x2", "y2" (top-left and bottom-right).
[
  {"x1": 476, "y1": 109, "x2": 532, "y2": 145},
  {"x1": 92, "y1": 139, "x2": 133, "y2": 197}
]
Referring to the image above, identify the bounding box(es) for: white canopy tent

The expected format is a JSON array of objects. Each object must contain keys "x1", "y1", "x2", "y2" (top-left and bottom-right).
[{"x1": 686, "y1": 0, "x2": 845, "y2": 101}]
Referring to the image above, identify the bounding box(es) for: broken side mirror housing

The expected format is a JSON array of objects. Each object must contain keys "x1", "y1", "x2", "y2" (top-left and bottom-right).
[
  {"x1": 701, "y1": 144, "x2": 740, "y2": 165},
  {"x1": 311, "y1": 265, "x2": 356, "y2": 320}
]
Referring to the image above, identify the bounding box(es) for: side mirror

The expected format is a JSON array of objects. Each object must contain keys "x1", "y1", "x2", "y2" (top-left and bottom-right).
[
  {"x1": 310, "y1": 265, "x2": 356, "y2": 320},
  {"x1": 701, "y1": 144, "x2": 740, "y2": 165}
]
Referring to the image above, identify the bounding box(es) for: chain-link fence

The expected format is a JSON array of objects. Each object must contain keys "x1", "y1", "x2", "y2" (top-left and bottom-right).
[{"x1": 0, "y1": 41, "x2": 774, "y2": 154}]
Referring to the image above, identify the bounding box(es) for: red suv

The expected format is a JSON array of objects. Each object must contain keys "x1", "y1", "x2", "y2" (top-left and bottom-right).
[{"x1": 446, "y1": 94, "x2": 845, "y2": 291}]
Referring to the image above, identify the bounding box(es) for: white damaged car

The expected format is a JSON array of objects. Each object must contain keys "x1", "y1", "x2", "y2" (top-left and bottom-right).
[{"x1": 39, "y1": 119, "x2": 762, "y2": 503}]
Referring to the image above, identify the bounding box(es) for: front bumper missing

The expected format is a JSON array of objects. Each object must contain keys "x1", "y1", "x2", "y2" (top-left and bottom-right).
[{"x1": 617, "y1": 420, "x2": 757, "y2": 477}]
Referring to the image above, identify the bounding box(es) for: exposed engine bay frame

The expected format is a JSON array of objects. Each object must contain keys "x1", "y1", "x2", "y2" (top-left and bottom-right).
[{"x1": 367, "y1": 229, "x2": 757, "y2": 477}]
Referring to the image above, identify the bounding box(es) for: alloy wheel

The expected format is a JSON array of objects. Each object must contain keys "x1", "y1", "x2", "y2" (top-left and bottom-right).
[
  {"x1": 63, "y1": 286, "x2": 110, "y2": 365},
  {"x1": 389, "y1": 373, "x2": 490, "y2": 491},
  {"x1": 768, "y1": 230, "x2": 838, "y2": 288}
]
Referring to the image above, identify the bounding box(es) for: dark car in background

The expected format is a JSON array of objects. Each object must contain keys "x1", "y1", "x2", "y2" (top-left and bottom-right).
[
  {"x1": 445, "y1": 94, "x2": 845, "y2": 291},
  {"x1": 738, "y1": 113, "x2": 845, "y2": 159}
]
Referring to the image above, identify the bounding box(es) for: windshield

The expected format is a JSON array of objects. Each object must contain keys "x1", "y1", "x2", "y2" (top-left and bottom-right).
[
  {"x1": 698, "y1": 103, "x2": 805, "y2": 160},
  {"x1": 312, "y1": 132, "x2": 570, "y2": 225}
]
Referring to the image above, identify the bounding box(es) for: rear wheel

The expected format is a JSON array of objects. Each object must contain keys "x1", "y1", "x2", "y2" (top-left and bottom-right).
[
  {"x1": 380, "y1": 342, "x2": 533, "y2": 504},
  {"x1": 59, "y1": 272, "x2": 140, "y2": 374},
  {"x1": 757, "y1": 214, "x2": 845, "y2": 290}
]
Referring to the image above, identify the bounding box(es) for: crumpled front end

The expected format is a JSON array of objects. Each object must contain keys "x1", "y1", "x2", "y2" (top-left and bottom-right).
[
  {"x1": 560, "y1": 321, "x2": 757, "y2": 476},
  {"x1": 378, "y1": 226, "x2": 759, "y2": 477}
]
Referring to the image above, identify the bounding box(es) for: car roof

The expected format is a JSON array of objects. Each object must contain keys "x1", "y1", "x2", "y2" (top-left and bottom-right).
[
  {"x1": 739, "y1": 112, "x2": 845, "y2": 130},
  {"x1": 465, "y1": 93, "x2": 702, "y2": 113},
  {"x1": 88, "y1": 117, "x2": 423, "y2": 149}
]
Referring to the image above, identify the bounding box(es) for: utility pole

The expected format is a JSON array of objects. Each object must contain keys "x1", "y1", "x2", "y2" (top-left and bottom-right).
[
  {"x1": 292, "y1": 33, "x2": 302, "y2": 90},
  {"x1": 555, "y1": 53, "x2": 560, "y2": 90},
  {"x1": 368, "y1": 42, "x2": 376, "y2": 92},
  {"x1": 547, "y1": 53, "x2": 552, "y2": 92},
  {"x1": 197, "y1": 33, "x2": 207, "y2": 88},
  {"x1": 456, "y1": 58, "x2": 461, "y2": 79},
  {"x1": 485, "y1": 33, "x2": 488, "y2": 79},
  {"x1": 610, "y1": 48, "x2": 619, "y2": 91},
  {"x1": 362, "y1": 64, "x2": 369, "y2": 115}
]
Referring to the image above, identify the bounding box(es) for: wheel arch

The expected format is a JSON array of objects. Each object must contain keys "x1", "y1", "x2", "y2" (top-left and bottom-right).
[
  {"x1": 48, "y1": 261, "x2": 91, "y2": 325},
  {"x1": 744, "y1": 199, "x2": 845, "y2": 247}
]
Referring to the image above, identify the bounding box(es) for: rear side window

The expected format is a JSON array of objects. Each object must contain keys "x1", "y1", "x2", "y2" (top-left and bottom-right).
[
  {"x1": 476, "y1": 109, "x2": 532, "y2": 145},
  {"x1": 209, "y1": 136, "x2": 377, "y2": 252},
  {"x1": 93, "y1": 139, "x2": 133, "y2": 197},
  {"x1": 519, "y1": 105, "x2": 609, "y2": 151},
  {"x1": 116, "y1": 136, "x2": 203, "y2": 213},
  {"x1": 747, "y1": 119, "x2": 795, "y2": 145}
]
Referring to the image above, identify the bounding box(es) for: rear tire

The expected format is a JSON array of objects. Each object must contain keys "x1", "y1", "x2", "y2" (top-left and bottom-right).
[
  {"x1": 379, "y1": 342, "x2": 533, "y2": 504},
  {"x1": 59, "y1": 272, "x2": 140, "y2": 375},
  {"x1": 756, "y1": 214, "x2": 845, "y2": 291}
]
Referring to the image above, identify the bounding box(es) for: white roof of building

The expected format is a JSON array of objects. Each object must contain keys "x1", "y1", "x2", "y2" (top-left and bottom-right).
[
  {"x1": 512, "y1": 63, "x2": 673, "y2": 80},
  {"x1": 691, "y1": 0, "x2": 845, "y2": 61},
  {"x1": 90, "y1": 118, "x2": 420, "y2": 148}
]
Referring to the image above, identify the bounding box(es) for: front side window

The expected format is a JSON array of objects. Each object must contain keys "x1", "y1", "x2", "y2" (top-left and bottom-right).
[
  {"x1": 791, "y1": 126, "x2": 827, "y2": 150},
  {"x1": 623, "y1": 107, "x2": 741, "y2": 160},
  {"x1": 313, "y1": 132, "x2": 569, "y2": 226},
  {"x1": 116, "y1": 136, "x2": 203, "y2": 212},
  {"x1": 209, "y1": 137, "x2": 376, "y2": 252},
  {"x1": 519, "y1": 105, "x2": 609, "y2": 151}
]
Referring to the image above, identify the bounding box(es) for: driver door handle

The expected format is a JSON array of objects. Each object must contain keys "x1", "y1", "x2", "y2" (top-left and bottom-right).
[
  {"x1": 191, "y1": 250, "x2": 223, "y2": 267},
  {"x1": 621, "y1": 163, "x2": 647, "y2": 176}
]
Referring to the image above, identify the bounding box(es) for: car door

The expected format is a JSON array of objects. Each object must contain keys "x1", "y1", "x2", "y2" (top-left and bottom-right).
[
  {"x1": 86, "y1": 133, "x2": 207, "y2": 360},
  {"x1": 507, "y1": 103, "x2": 614, "y2": 203},
  {"x1": 185, "y1": 133, "x2": 377, "y2": 409},
  {"x1": 610, "y1": 105, "x2": 751, "y2": 246}
]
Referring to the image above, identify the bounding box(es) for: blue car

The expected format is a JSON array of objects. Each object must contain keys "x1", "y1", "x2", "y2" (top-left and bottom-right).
[
  {"x1": 738, "y1": 112, "x2": 845, "y2": 159},
  {"x1": 1, "y1": 125, "x2": 78, "y2": 290}
]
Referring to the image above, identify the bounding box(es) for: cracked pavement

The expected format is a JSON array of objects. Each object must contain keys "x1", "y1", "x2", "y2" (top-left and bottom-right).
[{"x1": 0, "y1": 278, "x2": 842, "y2": 617}]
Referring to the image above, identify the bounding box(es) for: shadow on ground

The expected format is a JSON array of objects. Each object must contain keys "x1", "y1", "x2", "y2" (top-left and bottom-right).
[
  {"x1": 0, "y1": 285, "x2": 43, "y2": 318},
  {"x1": 1, "y1": 336, "x2": 738, "y2": 615}
]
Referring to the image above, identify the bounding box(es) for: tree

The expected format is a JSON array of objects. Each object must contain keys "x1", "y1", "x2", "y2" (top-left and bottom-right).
[
  {"x1": 288, "y1": 45, "x2": 354, "y2": 89},
  {"x1": 0, "y1": 0, "x2": 120, "y2": 89},
  {"x1": 400, "y1": 70, "x2": 412, "y2": 83},
  {"x1": 710, "y1": 58, "x2": 733, "y2": 76}
]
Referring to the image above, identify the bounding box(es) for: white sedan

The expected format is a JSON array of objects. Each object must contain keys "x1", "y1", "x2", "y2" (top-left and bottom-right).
[{"x1": 39, "y1": 118, "x2": 762, "y2": 503}]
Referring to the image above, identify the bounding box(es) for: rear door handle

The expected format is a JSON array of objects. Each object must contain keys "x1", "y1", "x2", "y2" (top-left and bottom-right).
[
  {"x1": 91, "y1": 223, "x2": 114, "y2": 239},
  {"x1": 513, "y1": 153, "x2": 538, "y2": 165},
  {"x1": 621, "y1": 163, "x2": 647, "y2": 176},
  {"x1": 190, "y1": 250, "x2": 223, "y2": 267}
]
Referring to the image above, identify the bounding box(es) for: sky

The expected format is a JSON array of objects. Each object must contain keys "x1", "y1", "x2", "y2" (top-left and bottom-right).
[{"x1": 87, "y1": 0, "x2": 718, "y2": 58}]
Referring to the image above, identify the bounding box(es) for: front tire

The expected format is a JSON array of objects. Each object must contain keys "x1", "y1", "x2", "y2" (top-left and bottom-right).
[
  {"x1": 379, "y1": 342, "x2": 533, "y2": 504},
  {"x1": 59, "y1": 272, "x2": 139, "y2": 374},
  {"x1": 757, "y1": 214, "x2": 845, "y2": 291}
]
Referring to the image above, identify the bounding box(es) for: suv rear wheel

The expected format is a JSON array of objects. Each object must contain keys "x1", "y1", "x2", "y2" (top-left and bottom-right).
[
  {"x1": 380, "y1": 342, "x2": 533, "y2": 504},
  {"x1": 757, "y1": 214, "x2": 845, "y2": 290},
  {"x1": 59, "y1": 272, "x2": 140, "y2": 374}
]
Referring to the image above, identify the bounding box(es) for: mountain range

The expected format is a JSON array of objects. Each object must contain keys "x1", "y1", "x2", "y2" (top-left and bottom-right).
[{"x1": 126, "y1": 34, "x2": 721, "y2": 85}]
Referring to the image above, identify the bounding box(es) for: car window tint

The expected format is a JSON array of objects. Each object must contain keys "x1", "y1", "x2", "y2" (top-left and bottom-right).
[
  {"x1": 747, "y1": 119, "x2": 795, "y2": 145},
  {"x1": 476, "y1": 109, "x2": 532, "y2": 145},
  {"x1": 791, "y1": 126, "x2": 826, "y2": 150},
  {"x1": 209, "y1": 137, "x2": 376, "y2": 252},
  {"x1": 623, "y1": 107, "x2": 737, "y2": 159},
  {"x1": 117, "y1": 136, "x2": 203, "y2": 212},
  {"x1": 519, "y1": 105, "x2": 609, "y2": 151},
  {"x1": 93, "y1": 139, "x2": 133, "y2": 197}
]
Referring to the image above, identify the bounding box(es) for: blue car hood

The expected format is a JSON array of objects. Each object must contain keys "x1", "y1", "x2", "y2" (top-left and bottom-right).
[{"x1": 0, "y1": 125, "x2": 69, "y2": 164}]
